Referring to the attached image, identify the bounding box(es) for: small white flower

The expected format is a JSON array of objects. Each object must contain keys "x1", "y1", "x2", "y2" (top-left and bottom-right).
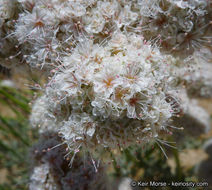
[
  {"x1": 115, "y1": 5, "x2": 138, "y2": 28},
  {"x1": 83, "y1": 8, "x2": 106, "y2": 34},
  {"x1": 97, "y1": 1, "x2": 118, "y2": 18},
  {"x1": 30, "y1": 96, "x2": 59, "y2": 133},
  {"x1": 15, "y1": 7, "x2": 58, "y2": 43},
  {"x1": 57, "y1": 1, "x2": 86, "y2": 19},
  {"x1": 60, "y1": 113, "x2": 96, "y2": 142},
  {"x1": 138, "y1": 0, "x2": 164, "y2": 18}
]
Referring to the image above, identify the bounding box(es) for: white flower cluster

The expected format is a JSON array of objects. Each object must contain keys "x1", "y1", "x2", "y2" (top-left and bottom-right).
[
  {"x1": 2, "y1": 0, "x2": 211, "y2": 67},
  {"x1": 137, "y1": 0, "x2": 211, "y2": 59},
  {"x1": 0, "y1": 0, "x2": 208, "y2": 98},
  {"x1": 12, "y1": 0, "x2": 141, "y2": 68},
  {"x1": 30, "y1": 95, "x2": 61, "y2": 133},
  {"x1": 0, "y1": 0, "x2": 211, "y2": 163},
  {"x1": 31, "y1": 31, "x2": 182, "y2": 159}
]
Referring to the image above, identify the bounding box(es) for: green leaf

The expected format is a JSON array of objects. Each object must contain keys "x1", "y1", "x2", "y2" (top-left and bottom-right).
[
  {"x1": 0, "y1": 89, "x2": 30, "y2": 113},
  {"x1": 0, "y1": 116, "x2": 29, "y2": 146}
]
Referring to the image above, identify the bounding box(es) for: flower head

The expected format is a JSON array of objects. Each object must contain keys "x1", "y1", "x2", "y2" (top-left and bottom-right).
[{"x1": 33, "y1": 31, "x2": 181, "y2": 162}]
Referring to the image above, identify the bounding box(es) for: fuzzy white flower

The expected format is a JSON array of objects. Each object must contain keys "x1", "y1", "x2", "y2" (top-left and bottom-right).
[
  {"x1": 115, "y1": 4, "x2": 138, "y2": 29},
  {"x1": 56, "y1": 1, "x2": 86, "y2": 19},
  {"x1": 15, "y1": 7, "x2": 58, "y2": 44},
  {"x1": 30, "y1": 96, "x2": 59, "y2": 133},
  {"x1": 97, "y1": 1, "x2": 118, "y2": 18},
  {"x1": 0, "y1": 0, "x2": 209, "y2": 167},
  {"x1": 36, "y1": 32, "x2": 181, "y2": 161},
  {"x1": 170, "y1": 0, "x2": 207, "y2": 14},
  {"x1": 138, "y1": 0, "x2": 165, "y2": 18},
  {"x1": 83, "y1": 8, "x2": 106, "y2": 34},
  {"x1": 137, "y1": 0, "x2": 211, "y2": 58},
  {"x1": 60, "y1": 113, "x2": 96, "y2": 141}
]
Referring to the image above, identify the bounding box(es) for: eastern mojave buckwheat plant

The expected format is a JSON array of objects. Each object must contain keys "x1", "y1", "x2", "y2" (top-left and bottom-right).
[
  {"x1": 0, "y1": 0, "x2": 211, "y2": 189},
  {"x1": 31, "y1": 31, "x2": 181, "y2": 161}
]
